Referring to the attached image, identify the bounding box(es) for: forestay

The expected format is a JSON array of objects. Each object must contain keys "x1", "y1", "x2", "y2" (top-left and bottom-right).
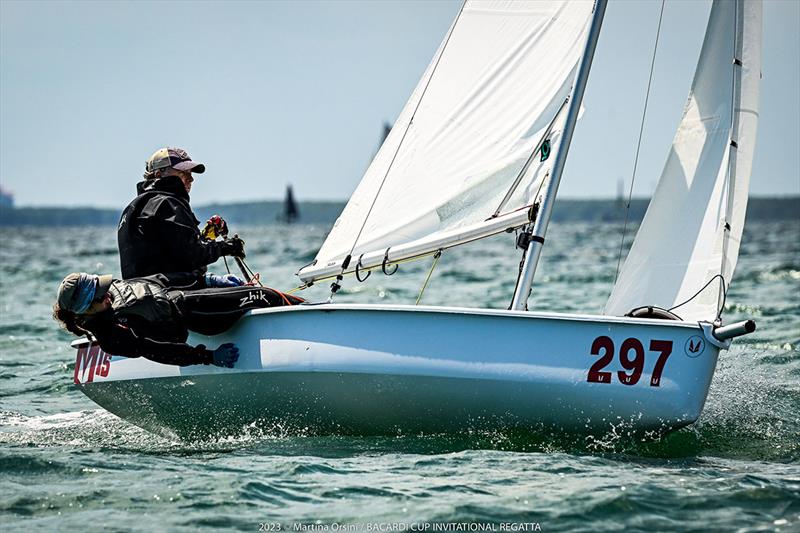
[
  {"x1": 605, "y1": 0, "x2": 761, "y2": 323},
  {"x1": 299, "y1": 0, "x2": 594, "y2": 284}
]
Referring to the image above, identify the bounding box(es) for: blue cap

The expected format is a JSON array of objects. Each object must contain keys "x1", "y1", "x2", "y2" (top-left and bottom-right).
[{"x1": 57, "y1": 273, "x2": 112, "y2": 314}]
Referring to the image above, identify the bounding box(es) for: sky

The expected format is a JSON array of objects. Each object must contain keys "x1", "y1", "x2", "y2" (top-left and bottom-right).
[{"x1": 1, "y1": 0, "x2": 798, "y2": 208}]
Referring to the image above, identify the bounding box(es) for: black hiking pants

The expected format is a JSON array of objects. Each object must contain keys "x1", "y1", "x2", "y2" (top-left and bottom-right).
[{"x1": 169, "y1": 286, "x2": 301, "y2": 336}]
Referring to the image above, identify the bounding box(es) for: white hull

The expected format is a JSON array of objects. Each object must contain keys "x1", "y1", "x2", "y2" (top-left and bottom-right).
[{"x1": 72, "y1": 304, "x2": 725, "y2": 440}]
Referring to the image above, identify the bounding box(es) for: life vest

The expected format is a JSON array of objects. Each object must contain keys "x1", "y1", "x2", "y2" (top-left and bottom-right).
[{"x1": 107, "y1": 278, "x2": 185, "y2": 342}]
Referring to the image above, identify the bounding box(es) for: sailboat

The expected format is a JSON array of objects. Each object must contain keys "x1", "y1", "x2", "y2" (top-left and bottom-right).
[
  {"x1": 71, "y1": 0, "x2": 761, "y2": 440},
  {"x1": 277, "y1": 184, "x2": 299, "y2": 223}
]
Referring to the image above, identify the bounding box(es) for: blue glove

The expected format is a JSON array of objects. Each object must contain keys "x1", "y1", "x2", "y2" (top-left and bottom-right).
[
  {"x1": 205, "y1": 273, "x2": 245, "y2": 287},
  {"x1": 212, "y1": 343, "x2": 239, "y2": 368}
]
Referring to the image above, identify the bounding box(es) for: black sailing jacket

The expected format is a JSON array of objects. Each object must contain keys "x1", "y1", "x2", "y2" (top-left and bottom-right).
[{"x1": 117, "y1": 176, "x2": 227, "y2": 279}]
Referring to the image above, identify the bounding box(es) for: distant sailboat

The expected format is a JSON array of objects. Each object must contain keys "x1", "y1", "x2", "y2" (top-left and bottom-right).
[
  {"x1": 277, "y1": 184, "x2": 299, "y2": 223},
  {"x1": 381, "y1": 121, "x2": 392, "y2": 147},
  {"x1": 367, "y1": 122, "x2": 393, "y2": 165}
]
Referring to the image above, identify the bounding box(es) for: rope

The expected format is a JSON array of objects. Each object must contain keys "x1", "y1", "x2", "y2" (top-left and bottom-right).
[
  {"x1": 614, "y1": 0, "x2": 665, "y2": 282},
  {"x1": 667, "y1": 274, "x2": 728, "y2": 322},
  {"x1": 240, "y1": 258, "x2": 262, "y2": 286},
  {"x1": 274, "y1": 289, "x2": 295, "y2": 306},
  {"x1": 285, "y1": 285, "x2": 307, "y2": 295},
  {"x1": 336, "y1": 1, "x2": 467, "y2": 284},
  {"x1": 415, "y1": 250, "x2": 442, "y2": 305}
]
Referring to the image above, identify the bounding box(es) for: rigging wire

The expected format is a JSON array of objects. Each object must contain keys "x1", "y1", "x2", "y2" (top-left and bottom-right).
[
  {"x1": 415, "y1": 250, "x2": 443, "y2": 305},
  {"x1": 335, "y1": 1, "x2": 467, "y2": 289},
  {"x1": 613, "y1": 0, "x2": 666, "y2": 283}
]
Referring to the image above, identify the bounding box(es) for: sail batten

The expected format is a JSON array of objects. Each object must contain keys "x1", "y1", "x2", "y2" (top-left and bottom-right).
[
  {"x1": 299, "y1": 0, "x2": 594, "y2": 284},
  {"x1": 605, "y1": 0, "x2": 761, "y2": 323}
]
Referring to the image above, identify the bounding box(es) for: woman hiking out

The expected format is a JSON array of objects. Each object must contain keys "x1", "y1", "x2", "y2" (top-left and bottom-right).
[{"x1": 53, "y1": 271, "x2": 303, "y2": 368}]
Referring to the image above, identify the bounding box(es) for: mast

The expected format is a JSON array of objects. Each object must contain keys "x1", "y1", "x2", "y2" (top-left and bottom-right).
[{"x1": 510, "y1": 0, "x2": 608, "y2": 310}]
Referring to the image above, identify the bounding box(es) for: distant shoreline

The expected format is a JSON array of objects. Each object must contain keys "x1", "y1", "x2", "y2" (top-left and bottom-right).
[{"x1": 0, "y1": 197, "x2": 797, "y2": 226}]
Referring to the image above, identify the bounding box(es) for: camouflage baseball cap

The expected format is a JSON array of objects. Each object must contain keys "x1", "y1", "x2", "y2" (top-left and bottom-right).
[
  {"x1": 57, "y1": 273, "x2": 113, "y2": 314},
  {"x1": 145, "y1": 147, "x2": 206, "y2": 174}
]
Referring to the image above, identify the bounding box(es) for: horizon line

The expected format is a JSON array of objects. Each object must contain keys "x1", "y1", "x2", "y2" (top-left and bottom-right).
[{"x1": 5, "y1": 194, "x2": 798, "y2": 211}]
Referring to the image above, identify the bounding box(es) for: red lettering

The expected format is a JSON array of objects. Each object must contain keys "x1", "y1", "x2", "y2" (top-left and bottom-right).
[
  {"x1": 649, "y1": 340, "x2": 673, "y2": 387},
  {"x1": 587, "y1": 336, "x2": 674, "y2": 387},
  {"x1": 84, "y1": 344, "x2": 100, "y2": 383},
  {"x1": 74, "y1": 344, "x2": 113, "y2": 383},
  {"x1": 587, "y1": 336, "x2": 614, "y2": 384},
  {"x1": 618, "y1": 338, "x2": 644, "y2": 385},
  {"x1": 97, "y1": 352, "x2": 112, "y2": 378},
  {"x1": 73, "y1": 346, "x2": 87, "y2": 384}
]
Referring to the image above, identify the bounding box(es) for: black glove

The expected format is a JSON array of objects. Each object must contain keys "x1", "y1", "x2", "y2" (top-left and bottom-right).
[
  {"x1": 220, "y1": 236, "x2": 246, "y2": 258},
  {"x1": 212, "y1": 343, "x2": 240, "y2": 368}
]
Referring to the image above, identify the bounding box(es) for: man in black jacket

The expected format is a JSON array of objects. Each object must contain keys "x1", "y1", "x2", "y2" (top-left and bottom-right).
[{"x1": 117, "y1": 147, "x2": 244, "y2": 279}]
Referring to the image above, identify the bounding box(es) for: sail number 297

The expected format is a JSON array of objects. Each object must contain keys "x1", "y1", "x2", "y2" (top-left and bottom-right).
[{"x1": 587, "y1": 336, "x2": 672, "y2": 387}]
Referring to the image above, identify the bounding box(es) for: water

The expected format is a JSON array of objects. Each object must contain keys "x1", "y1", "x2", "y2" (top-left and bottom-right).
[{"x1": 1, "y1": 219, "x2": 798, "y2": 530}]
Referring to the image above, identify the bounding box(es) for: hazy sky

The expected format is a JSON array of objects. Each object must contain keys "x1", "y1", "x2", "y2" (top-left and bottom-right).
[{"x1": 1, "y1": 0, "x2": 798, "y2": 208}]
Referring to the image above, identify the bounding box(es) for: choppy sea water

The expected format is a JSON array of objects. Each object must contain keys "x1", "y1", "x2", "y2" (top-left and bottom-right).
[{"x1": 1, "y1": 219, "x2": 798, "y2": 530}]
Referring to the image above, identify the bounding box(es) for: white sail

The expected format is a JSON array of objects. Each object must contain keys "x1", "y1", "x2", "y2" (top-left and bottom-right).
[
  {"x1": 605, "y1": 0, "x2": 761, "y2": 322},
  {"x1": 299, "y1": 0, "x2": 593, "y2": 283}
]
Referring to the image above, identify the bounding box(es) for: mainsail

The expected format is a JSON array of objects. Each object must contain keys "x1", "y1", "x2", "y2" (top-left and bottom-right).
[
  {"x1": 605, "y1": 0, "x2": 761, "y2": 322},
  {"x1": 299, "y1": 0, "x2": 594, "y2": 283}
]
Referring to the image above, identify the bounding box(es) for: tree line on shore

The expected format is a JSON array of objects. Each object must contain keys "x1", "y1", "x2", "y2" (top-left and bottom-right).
[{"x1": 0, "y1": 197, "x2": 797, "y2": 226}]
